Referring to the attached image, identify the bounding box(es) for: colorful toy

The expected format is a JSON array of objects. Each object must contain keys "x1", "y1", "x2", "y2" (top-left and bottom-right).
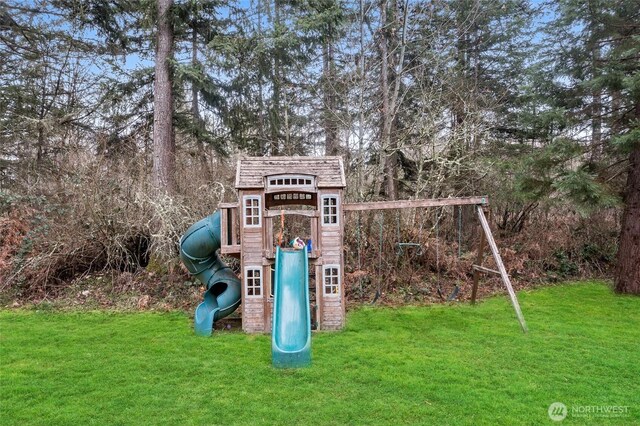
[{"x1": 290, "y1": 237, "x2": 305, "y2": 249}]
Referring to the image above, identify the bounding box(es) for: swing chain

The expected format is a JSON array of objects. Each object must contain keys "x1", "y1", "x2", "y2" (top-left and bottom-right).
[
  {"x1": 435, "y1": 208, "x2": 440, "y2": 280},
  {"x1": 357, "y1": 212, "x2": 362, "y2": 291},
  {"x1": 378, "y1": 211, "x2": 384, "y2": 277},
  {"x1": 458, "y1": 205, "x2": 462, "y2": 258}
]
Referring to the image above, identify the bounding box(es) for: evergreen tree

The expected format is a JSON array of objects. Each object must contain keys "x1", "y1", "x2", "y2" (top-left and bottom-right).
[
  {"x1": 538, "y1": 0, "x2": 640, "y2": 292},
  {"x1": 0, "y1": 1, "x2": 110, "y2": 184},
  {"x1": 153, "y1": 0, "x2": 176, "y2": 193},
  {"x1": 298, "y1": 0, "x2": 346, "y2": 156}
]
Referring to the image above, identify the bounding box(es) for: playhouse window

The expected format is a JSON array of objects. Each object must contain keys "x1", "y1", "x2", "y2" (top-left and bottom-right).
[
  {"x1": 243, "y1": 196, "x2": 261, "y2": 227},
  {"x1": 245, "y1": 267, "x2": 262, "y2": 297},
  {"x1": 322, "y1": 196, "x2": 339, "y2": 225},
  {"x1": 323, "y1": 265, "x2": 340, "y2": 296},
  {"x1": 267, "y1": 175, "x2": 314, "y2": 187},
  {"x1": 272, "y1": 193, "x2": 312, "y2": 201}
]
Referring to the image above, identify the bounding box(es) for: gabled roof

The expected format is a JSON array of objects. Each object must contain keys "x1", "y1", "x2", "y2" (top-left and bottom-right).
[{"x1": 235, "y1": 156, "x2": 346, "y2": 189}]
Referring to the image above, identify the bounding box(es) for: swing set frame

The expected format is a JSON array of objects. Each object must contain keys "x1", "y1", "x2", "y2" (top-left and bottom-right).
[{"x1": 343, "y1": 196, "x2": 528, "y2": 333}]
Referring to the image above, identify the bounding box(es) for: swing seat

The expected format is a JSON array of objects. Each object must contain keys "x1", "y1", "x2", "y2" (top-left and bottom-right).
[
  {"x1": 395, "y1": 242, "x2": 423, "y2": 256},
  {"x1": 437, "y1": 285, "x2": 460, "y2": 301}
]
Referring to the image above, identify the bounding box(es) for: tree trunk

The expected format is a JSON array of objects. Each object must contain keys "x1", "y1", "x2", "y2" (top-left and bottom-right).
[
  {"x1": 379, "y1": 0, "x2": 397, "y2": 200},
  {"x1": 357, "y1": 0, "x2": 366, "y2": 200},
  {"x1": 323, "y1": 39, "x2": 338, "y2": 156},
  {"x1": 191, "y1": 24, "x2": 212, "y2": 180},
  {"x1": 590, "y1": 41, "x2": 602, "y2": 161},
  {"x1": 269, "y1": 0, "x2": 282, "y2": 156},
  {"x1": 153, "y1": 0, "x2": 176, "y2": 193},
  {"x1": 256, "y1": 0, "x2": 268, "y2": 154},
  {"x1": 191, "y1": 27, "x2": 200, "y2": 122},
  {"x1": 453, "y1": 11, "x2": 468, "y2": 146},
  {"x1": 615, "y1": 143, "x2": 640, "y2": 293}
]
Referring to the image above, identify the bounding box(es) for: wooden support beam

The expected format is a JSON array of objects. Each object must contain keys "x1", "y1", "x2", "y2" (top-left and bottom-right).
[
  {"x1": 343, "y1": 196, "x2": 489, "y2": 211},
  {"x1": 220, "y1": 245, "x2": 241, "y2": 255},
  {"x1": 476, "y1": 206, "x2": 528, "y2": 333},
  {"x1": 264, "y1": 249, "x2": 320, "y2": 260},
  {"x1": 316, "y1": 263, "x2": 323, "y2": 330},
  {"x1": 220, "y1": 206, "x2": 228, "y2": 249},
  {"x1": 472, "y1": 264, "x2": 500, "y2": 276},
  {"x1": 311, "y1": 216, "x2": 319, "y2": 252},
  {"x1": 265, "y1": 185, "x2": 316, "y2": 194},
  {"x1": 264, "y1": 209, "x2": 319, "y2": 218},
  {"x1": 231, "y1": 208, "x2": 238, "y2": 246},
  {"x1": 471, "y1": 216, "x2": 487, "y2": 305},
  {"x1": 265, "y1": 216, "x2": 273, "y2": 251}
]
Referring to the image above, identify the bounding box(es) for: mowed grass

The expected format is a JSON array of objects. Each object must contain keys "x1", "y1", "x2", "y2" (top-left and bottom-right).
[{"x1": 1, "y1": 281, "x2": 639, "y2": 425}]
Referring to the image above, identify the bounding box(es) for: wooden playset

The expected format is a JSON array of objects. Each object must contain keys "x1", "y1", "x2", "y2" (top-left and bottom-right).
[
  {"x1": 220, "y1": 156, "x2": 348, "y2": 332},
  {"x1": 180, "y1": 156, "x2": 526, "y2": 366}
]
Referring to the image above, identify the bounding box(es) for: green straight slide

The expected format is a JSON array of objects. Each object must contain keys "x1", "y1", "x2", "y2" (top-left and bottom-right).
[
  {"x1": 271, "y1": 247, "x2": 312, "y2": 368},
  {"x1": 180, "y1": 211, "x2": 241, "y2": 336}
]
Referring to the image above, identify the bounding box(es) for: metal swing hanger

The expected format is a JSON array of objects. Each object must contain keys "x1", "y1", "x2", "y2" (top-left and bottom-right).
[{"x1": 394, "y1": 210, "x2": 424, "y2": 256}]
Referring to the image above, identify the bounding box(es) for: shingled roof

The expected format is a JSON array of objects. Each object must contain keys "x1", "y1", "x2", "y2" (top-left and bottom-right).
[{"x1": 235, "y1": 156, "x2": 346, "y2": 189}]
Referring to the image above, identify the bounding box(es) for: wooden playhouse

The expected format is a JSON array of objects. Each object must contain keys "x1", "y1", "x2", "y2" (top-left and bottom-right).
[
  {"x1": 182, "y1": 155, "x2": 527, "y2": 339},
  {"x1": 217, "y1": 156, "x2": 347, "y2": 333}
]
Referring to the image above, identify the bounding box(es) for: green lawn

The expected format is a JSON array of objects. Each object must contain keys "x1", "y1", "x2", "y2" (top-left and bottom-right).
[{"x1": 1, "y1": 281, "x2": 638, "y2": 425}]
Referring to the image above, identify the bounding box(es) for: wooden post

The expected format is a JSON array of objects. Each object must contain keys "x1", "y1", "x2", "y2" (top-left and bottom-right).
[
  {"x1": 476, "y1": 206, "x2": 528, "y2": 333},
  {"x1": 231, "y1": 207, "x2": 238, "y2": 245},
  {"x1": 220, "y1": 208, "x2": 228, "y2": 248},
  {"x1": 472, "y1": 264, "x2": 500, "y2": 276},
  {"x1": 471, "y1": 217, "x2": 486, "y2": 305},
  {"x1": 265, "y1": 217, "x2": 273, "y2": 251},
  {"x1": 343, "y1": 196, "x2": 488, "y2": 211},
  {"x1": 264, "y1": 264, "x2": 271, "y2": 333},
  {"x1": 316, "y1": 263, "x2": 323, "y2": 329}
]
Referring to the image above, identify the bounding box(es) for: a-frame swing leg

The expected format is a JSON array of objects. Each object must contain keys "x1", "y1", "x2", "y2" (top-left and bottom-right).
[
  {"x1": 476, "y1": 206, "x2": 528, "y2": 333},
  {"x1": 470, "y1": 213, "x2": 487, "y2": 305}
]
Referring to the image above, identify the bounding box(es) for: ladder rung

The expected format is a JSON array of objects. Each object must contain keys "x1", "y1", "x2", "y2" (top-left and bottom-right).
[{"x1": 472, "y1": 264, "x2": 501, "y2": 275}]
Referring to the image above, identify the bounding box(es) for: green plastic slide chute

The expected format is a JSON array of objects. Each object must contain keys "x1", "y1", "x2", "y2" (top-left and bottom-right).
[
  {"x1": 272, "y1": 246, "x2": 311, "y2": 368},
  {"x1": 180, "y1": 211, "x2": 241, "y2": 336}
]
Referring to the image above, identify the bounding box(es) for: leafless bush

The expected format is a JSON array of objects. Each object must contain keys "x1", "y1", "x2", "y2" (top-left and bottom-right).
[
  {"x1": 343, "y1": 205, "x2": 618, "y2": 305},
  {"x1": 0, "y1": 146, "x2": 232, "y2": 300},
  {"x1": 0, "y1": 138, "x2": 619, "y2": 307}
]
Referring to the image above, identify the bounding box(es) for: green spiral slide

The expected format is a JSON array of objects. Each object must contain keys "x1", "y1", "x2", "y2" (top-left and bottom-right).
[
  {"x1": 271, "y1": 246, "x2": 312, "y2": 368},
  {"x1": 180, "y1": 211, "x2": 241, "y2": 336}
]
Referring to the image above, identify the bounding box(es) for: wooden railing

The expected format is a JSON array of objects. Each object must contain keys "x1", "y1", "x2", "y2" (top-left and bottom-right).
[
  {"x1": 342, "y1": 196, "x2": 488, "y2": 211},
  {"x1": 219, "y1": 203, "x2": 241, "y2": 255}
]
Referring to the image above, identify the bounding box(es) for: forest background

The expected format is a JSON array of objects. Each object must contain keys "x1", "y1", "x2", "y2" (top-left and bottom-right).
[{"x1": 1, "y1": 0, "x2": 638, "y2": 309}]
